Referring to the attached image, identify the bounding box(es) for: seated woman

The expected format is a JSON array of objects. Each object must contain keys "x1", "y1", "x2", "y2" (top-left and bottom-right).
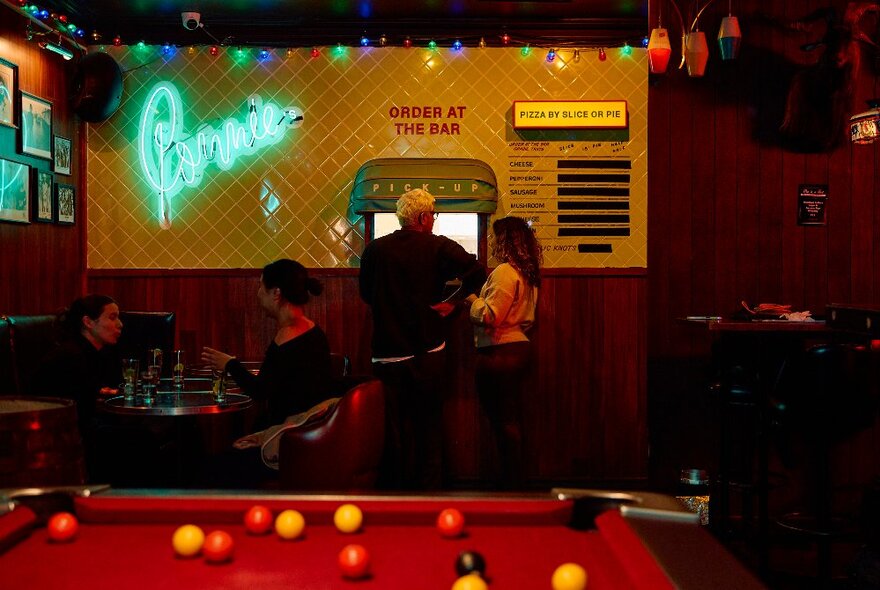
[
  {"x1": 201, "y1": 259, "x2": 333, "y2": 486},
  {"x1": 37, "y1": 294, "x2": 123, "y2": 434}
]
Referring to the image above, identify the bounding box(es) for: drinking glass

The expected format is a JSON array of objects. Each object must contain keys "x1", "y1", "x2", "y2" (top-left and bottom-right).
[
  {"x1": 148, "y1": 348, "x2": 163, "y2": 378},
  {"x1": 172, "y1": 350, "x2": 186, "y2": 389},
  {"x1": 212, "y1": 368, "x2": 227, "y2": 404},
  {"x1": 122, "y1": 358, "x2": 140, "y2": 401},
  {"x1": 141, "y1": 367, "x2": 158, "y2": 404}
]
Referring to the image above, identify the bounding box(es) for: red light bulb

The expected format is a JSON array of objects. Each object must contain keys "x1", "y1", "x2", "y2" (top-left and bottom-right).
[
  {"x1": 113, "y1": 36, "x2": 121, "y2": 46},
  {"x1": 403, "y1": 37, "x2": 412, "y2": 48},
  {"x1": 209, "y1": 45, "x2": 219, "y2": 56},
  {"x1": 310, "y1": 47, "x2": 320, "y2": 58},
  {"x1": 598, "y1": 47, "x2": 607, "y2": 61},
  {"x1": 501, "y1": 33, "x2": 510, "y2": 45}
]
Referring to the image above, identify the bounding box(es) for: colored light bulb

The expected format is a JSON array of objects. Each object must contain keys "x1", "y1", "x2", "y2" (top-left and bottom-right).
[
  {"x1": 478, "y1": 37, "x2": 486, "y2": 48},
  {"x1": 311, "y1": 47, "x2": 320, "y2": 58},
  {"x1": 501, "y1": 33, "x2": 510, "y2": 45},
  {"x1": 621, "y1": 43, "x2": 632, "y2": 56},
  {"x1": 259, "y1": 49, "x2": 270, "y2": 60},
  {"x1": 113, "y1": 35, "x2": 121, "y2": 46},
  {"x1": 452, "y1": 40, "x2": 462, "y2": 51},
  {"x1": 403, "y1": 37, "x2": 412, "y2": 48},
  {"x1": 209, "y1": 45, "x2": 219, "y2": 56},
  {"x1": 360, "y1": 36, "x2": 369, "y2": 46},
  {"x1": 379, "y1": 34, "x2": 387, "y2": 47},
  {"x1": 428, "y1": 40, "x2": 437, "y2": 50},
  {"x1": 598, "y1": 47, "x2": 607, "y2": 61},
  {"x1": 641, "y1": 36, "x2": 649, "y2": 48},
  {"x1": 162, "y1": 43, "x2": 173, "y2": 55},
  {"x1": 521, "y1": 44, "x2": 531, "y2": 56}
]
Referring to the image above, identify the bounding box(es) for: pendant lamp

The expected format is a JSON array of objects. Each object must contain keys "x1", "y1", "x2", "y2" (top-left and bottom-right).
[
  {"x1": 685, "y1": 31, "x2": 709, "y2": 77},
  {"x1": 648, "y1": 27, "x2": 672, "y2": 74},
  {"x1": 718, "y1": 0, "x2": 741, "y2": 60}
]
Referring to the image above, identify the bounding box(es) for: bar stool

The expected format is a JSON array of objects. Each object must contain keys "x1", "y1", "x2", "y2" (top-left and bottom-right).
[{"x1": 771, "y1": 343, "x2": 877, "y2": 586}]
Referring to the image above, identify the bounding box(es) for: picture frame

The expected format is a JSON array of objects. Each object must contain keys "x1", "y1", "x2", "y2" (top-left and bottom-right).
[
  {"x1": 53, "y1": 135, "x2": 71, "y2": 175},
  {"x1": 0, "y1": 58, "x2": 17, "y2": 128},
  {"x1": 20, "y1": 92, "x2": 52, "y2": 159},
  {"x1": 33, "y1": 168, "x2": 53, "y2": 222},
  {"x1": 0, "y1": 158, "x2": 31, "y2": 224},
  {"x1": 55, "y1": 183, "x2": 75, "y2": 225}
]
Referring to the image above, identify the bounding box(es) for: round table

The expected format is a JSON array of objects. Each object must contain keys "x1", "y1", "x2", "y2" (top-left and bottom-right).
[{"x1": 101, "y1": 392, "x2": 252, "y2": 416}]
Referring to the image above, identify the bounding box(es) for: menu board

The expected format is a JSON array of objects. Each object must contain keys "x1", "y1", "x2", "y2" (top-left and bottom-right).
[{"x1": 505, "y1": 141, "x2": 641, "y2": 267}]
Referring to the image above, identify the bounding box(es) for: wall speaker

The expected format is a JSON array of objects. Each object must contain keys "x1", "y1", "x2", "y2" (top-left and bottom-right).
[{"x1": 71, "y1": 53, "x2": 123, "y2": 122}]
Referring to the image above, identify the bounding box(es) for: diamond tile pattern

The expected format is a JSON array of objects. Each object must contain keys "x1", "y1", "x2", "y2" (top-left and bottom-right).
[{"x1": 87, "y1": 47, "x2": 647, "y2": 268}]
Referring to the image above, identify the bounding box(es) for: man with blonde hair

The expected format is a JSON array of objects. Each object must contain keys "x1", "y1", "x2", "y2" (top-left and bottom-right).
[{"x1": 360, "y1": 188, "x2": 485, "y2": 489}]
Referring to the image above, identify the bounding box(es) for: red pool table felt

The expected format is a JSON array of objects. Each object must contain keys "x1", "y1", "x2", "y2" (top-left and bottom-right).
[{"x1": 0, "y1": 494, "x2": 674, "y2": 590}]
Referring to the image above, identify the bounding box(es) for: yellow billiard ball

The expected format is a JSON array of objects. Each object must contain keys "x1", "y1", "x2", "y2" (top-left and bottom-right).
[
  {"x1": 333, "y1": 504, "x2": 363, "y2": 534},
  {"x1": 451, "y1": 574, "x2": 488, "y2": 590},
  {"x1": 552, "y1": 562, "x2": 588, "y2": 590},
  {"x1": 274, "y1": 509, "x2": 306, "y2": 540},
  {"x1": 172, "y1": 524, "x2": 205, "y2": 557}
]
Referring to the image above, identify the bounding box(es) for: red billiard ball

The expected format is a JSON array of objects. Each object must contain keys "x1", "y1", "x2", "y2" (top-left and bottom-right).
[
  {"x1": 203, "y1": 530, "x2": 234, "y2": 563},
  {"x1": 244, "y1": 505, "x2": 273, "y2": 535},
  {"x1": 437, "y1": 508, "x2": 465, "y2": 538},
  {"x1": 338, "y1": 543, "x2": 370, "y2": 579},
  {"x1": 47, "y1": 512, "x2": 78, "y2": 542}
]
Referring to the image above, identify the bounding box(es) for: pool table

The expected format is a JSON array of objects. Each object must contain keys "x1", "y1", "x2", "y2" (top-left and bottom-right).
[{"x1": 0, "y1": 486, "x2": 765, "y2": 589}]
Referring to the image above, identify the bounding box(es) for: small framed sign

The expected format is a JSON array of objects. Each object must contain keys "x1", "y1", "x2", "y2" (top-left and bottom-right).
[{"x1": 797, "y1": 184, "x2": 828, "y2": 226}]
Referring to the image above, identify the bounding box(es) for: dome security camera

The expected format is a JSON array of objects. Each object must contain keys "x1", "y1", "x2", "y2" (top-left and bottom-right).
[{"x1": 181, "y1": 12, "x2": 201, "y2": 31}]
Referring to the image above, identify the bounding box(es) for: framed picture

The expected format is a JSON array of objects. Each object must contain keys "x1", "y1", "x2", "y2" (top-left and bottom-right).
[
  {"x1": 0, "y1": 58, "x2": 17, "y2": 128},
  {"x1": 56, "y1": 183, "x2": 75, "y2": 225},
  {"x1": 33, "y1": 168, "x2": 53, "y2": 222},
  {"x1": 53, "y1": 135, "x2": 71, "y2": 175},
  {"x1": 20, "y1": 92, "x2": 52, "y2": 159},
  {"x1": 0, "y1": 158, "x2": 30, "y2": 224}
]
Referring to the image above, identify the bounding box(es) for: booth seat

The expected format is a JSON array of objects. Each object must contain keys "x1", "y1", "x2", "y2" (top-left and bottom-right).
[
  {"x1": 0, "y1": 311, "x2": 176, "y2": 396},
  {"x1": 278, "y1": 377, "x2": 384, "y2": 492}
]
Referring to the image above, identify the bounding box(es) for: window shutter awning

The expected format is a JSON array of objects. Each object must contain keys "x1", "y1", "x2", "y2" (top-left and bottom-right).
[{"x1": 350, "y1": 158, "x2": 498, "y2": 214}]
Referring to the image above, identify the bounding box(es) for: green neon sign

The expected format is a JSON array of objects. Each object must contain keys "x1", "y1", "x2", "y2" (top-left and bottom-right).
[{"x1": 137, "y1": 81, "x2": 304, "y2": 228}]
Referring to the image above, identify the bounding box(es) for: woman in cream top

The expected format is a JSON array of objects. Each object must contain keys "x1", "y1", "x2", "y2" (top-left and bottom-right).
[{"x1": 466, "y1": 216, "x2": 541, "y2": 489}]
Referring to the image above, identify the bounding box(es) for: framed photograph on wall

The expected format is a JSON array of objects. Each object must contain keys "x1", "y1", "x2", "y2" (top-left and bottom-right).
[
  {"x1": 0, "y1": 158, "x2": 30, "y2": 223},
  {"x1": 33, "y1": 168, "x2": 53, "y2": 222},
  {"x1": 20, "y1": 92, "x2": 52, "y2": 159},
  {"x1": 56, "y1": 183, "x2": 75, "y2": 225},
  {"x1": 0, "y1": 58, "x2": 17, "y2": 128},
  {"x1": 53, "y1": 135, "x2": 71, "y2": 175}
]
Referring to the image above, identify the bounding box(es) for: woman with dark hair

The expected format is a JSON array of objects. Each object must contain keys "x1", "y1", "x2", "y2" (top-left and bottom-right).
[
  {"x1": 202, "y1": 259, "x2": 332, "y2": 429},
  {"x1": 38, "y1": 294, "x2": 123, "y2": 430},
  {"x1": 465, "y1": 216, "x2": 541, "y2": 489}
]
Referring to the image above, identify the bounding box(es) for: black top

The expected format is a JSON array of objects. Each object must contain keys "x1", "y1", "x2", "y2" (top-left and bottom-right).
[
  {"x1": 225, "y1": 325, "x2": 332, "y2": 428},
  {"x1": 35, "y1": 335, "x2": 122, "y2": 431},
  {"x1": 359, "y1": 229, "x2": 486, "y2": 358}
]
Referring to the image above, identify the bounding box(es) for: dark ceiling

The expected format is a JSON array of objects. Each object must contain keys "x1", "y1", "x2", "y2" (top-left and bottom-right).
[{"x1": 37, "y1": 0, "x2": 648, "y2": 48}]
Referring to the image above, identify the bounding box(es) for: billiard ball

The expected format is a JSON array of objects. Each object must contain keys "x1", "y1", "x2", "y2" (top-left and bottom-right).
[
  {"x1": 455, "y1": 550, "x2": 486, "y2": 577},
  {"x1": 172, "y1": 524, "x2": 205, "y2": 557},
  {"x1": 338, "y1": 543, "x2": 370, "y2": 579},
  {"x1": 437, "y1": 508, "x2": 465, "y2": 538},
  {"x1": 333, "y1": 503, "x2": 363, "y2": 534},
  {"x1": 244, "y1": 505, "x2": 273, "y2": 535},
  {"x1": 47, "y1": 512, "x2": 78, "y2": 543},
  {"x1": 551, "y1": 562, "x2": 588, "y2": 590},
  {"x1": 451, "y1": 574, "x2": 488, "y2": 590},
  {"x1": 203, "y1": 530, "x2": 234, "y2": 563},
  {"x1": 275, "y1": 509, "x2": 305, "y2": 540}
]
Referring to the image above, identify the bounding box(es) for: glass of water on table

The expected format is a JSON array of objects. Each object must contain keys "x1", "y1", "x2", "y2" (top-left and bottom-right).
[{"x1": 122, "y1": 358, "x2": 139, "y2": 402}]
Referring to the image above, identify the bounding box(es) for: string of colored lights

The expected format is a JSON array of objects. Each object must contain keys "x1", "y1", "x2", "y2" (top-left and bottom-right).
[{"x1": 7, "y1": 0, "x2": 651, "y2": 63}]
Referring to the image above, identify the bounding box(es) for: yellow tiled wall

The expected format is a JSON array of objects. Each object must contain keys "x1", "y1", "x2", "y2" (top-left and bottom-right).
[{"x1": 87, "y1": 46, "x2": 646, "y2": 268}]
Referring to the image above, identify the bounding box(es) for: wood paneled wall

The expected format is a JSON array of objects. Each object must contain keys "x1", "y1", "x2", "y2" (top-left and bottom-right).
[
  {"x1": 0, "y1": 9, "x2": 85, "y2": 314},
  {"x1": 87, "y1": 269, "x2": 648, "y2": 486},
  {"x1": 649, "y1": 0, "x2": 880, "y2": 359}
]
